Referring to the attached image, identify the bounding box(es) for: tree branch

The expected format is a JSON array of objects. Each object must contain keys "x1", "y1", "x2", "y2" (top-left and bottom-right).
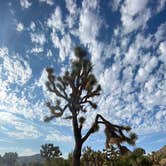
[
  {"x1": 81, "y1": 114, "x2": 136, "y2": 147},
  {"x1": 45, "y1": 103, "x2": 69, "y2": 121}
]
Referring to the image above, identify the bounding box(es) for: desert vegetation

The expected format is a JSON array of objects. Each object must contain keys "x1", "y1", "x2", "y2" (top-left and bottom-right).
[
  {"x1": 1, "y1": 145, "x2": 166, "y2": 166},
  {"x1": 1, "y1": 48, "x2": 165, "y2": 166}
]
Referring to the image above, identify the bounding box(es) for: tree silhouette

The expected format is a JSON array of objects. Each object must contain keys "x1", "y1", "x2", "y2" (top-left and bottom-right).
[
  {"x1": 3, "y1": 152, "x2": 18, "y2": 166},
  {"x1": 81, "y1": 146, "x2": 105, "y2": 166},
  {"x1": 40, "y1": 144, "x2": 62, "y2": 166},
  {"x1": 44, "y1": 47, "x2": 137, "y2": 166}
]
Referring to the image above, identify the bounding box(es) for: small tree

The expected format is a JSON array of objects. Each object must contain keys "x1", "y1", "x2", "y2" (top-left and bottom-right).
[
  {"x1": 81, "y1": 146, "x2": 105, "y2": 166},
  {"x1": 103, "y1": 145, "x2": 121, "y2": 165},
  {"x1": 3, "y1": 152, "x2": 18, "y2": 166},
  {"x1": 44, "y1": 47, "x2": 137, "y2": 166},
  {"x1": 40, "y1": 144, "x2": 62, "y2": 166}
]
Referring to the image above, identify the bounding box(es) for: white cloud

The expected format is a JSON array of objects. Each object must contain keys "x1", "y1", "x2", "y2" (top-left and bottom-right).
[
  {"x1": 65, "y1": 0, "x2": 77, "y2": 15},
  {"x1": 30, "y1": 33, "x2": 46, "y2": 45},
  {"x1": 156, "y1": 0, "x2": 166, "y2": 13},
  {"x1": 65, "y1": 0, "x2": 79, "y2": 29},
  {"x1": 135, "y1": 56, "x2": 158, "y2": 83},
  {"x1": 78, "y1": 0, "x2": 102, "y2": 44},
  {"x1": 39, "y1": 0, "x2": 54, "y2": 5},
  {"x1": 0, "y1": 112, "x2": 41, "y2": 139},
  {"x1": 45, "y1": 131, "x2": 72, "y2": 142},
  {"x1": 155, "y1": 22, "x2": 166, "y2": 43},
  {"x1": 20, "y1": 0, "x2": 32, "y2": 9},
  {"x1": 20, "y1": 148, "x2": 38, "y2": 156},
  {"x1": 110, "y1": 0, "x2": 122, "y2": 11},
  {"x1": 30, "y1": 47, "x2": 44, "y2": 53},
  {"x1": 159, "y1": 41, "x2": 166, "y2": 63},
  {"x1": 120, "y1": 0, "x2": 151, "y2": 33},
  {"x1": 47, "y1": 6, "x2": 65, "y2": 34},
  {"x1": 29, "y1": 21, "x2": 36, "y2": 31},
  {"x1": 124, "y1": 46, "x2": 139, "y2": 64},
  {"x1": 51, "y1": 33, "x2": 73, "y2": 61},
  {"x1": 47, "y1": 6, "x2": 75, "y2": 61},
  {"x1": 16, "y1": 22, "x2": 24, "y2": 32},
  {"x1": 0, "y1": 47, "x2": 47, "y2": 137},
  {"x1": 0, "y1": 47, "x2": 32, "y2": 85}
]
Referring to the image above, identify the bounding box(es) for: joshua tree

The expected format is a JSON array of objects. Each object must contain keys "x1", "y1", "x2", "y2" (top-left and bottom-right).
[
  {"x1": 3, "y1": 152, "x2": 18, "y2": 166},
  {"x1": 40, "y1": 144, "x2": 62, "y2": 165},
  {"x1": 44, "y1": 47, "x2": 137, "y2": 166},
  {"x1": 81, "y1": 146, "x2": 105, "y2": 166}
]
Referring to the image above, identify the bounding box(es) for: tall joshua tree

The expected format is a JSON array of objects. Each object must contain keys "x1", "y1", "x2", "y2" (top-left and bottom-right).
[{"x1": 44, "y1": 47, "x2": 137, "y2": 166}]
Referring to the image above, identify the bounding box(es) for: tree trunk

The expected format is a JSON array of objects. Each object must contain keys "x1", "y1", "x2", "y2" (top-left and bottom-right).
[
  {"x1": 72, "y1": 111, "x2": 82, "y2": 166},
  {"x1": 72, "y1": 141, "x2": 82, "y2": 166}
]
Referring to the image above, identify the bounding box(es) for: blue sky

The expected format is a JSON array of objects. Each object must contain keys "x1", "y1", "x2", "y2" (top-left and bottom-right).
[{"x1": 0, "y1": 0, "x2": 166, "y2": 157}]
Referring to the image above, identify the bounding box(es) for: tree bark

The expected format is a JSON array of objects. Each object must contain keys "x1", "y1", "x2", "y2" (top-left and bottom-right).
[
  {"x1": 72, "y1": 141, "x2": 82, "y2": 166},
  {"x1": 72, "y1": 110, "x2": 82, "y2": 166}
]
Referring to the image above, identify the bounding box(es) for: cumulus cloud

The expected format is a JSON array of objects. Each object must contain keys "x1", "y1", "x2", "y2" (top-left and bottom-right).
[
  {"x1": 0, "y1": 47, "x2": 32, "y2": 85},
  {"x1": 20, "y1": 0, "x2": 32, "y2": 9},
  {"x1": 30, "y1": 33, "x2": 46, "y2": 53},
  {"x1": 29, "y1": 21, "x2": 36, "y2": 31},
  {"x1": 65, "y1": 0, "x2": 79, "y2": 29},
  {"x1": 47, "y1": 6, "x2": 75, "y2": 61},
  {"x1": 135, "y1": 56, "x2": 158, "y2": 83},
  {"x1": 47, "y1": 6, "x2": 65, "y2": 34},
  {"x1": 16, "y1": 22, "x2": 24, "y2": 32},
  {"x1": 159, "y1": 41, "x2": 166, "y2": 63},
  {"x1": 47, "y1": 4, "x2": 79, "y2": 61},
  {"x1": 120, "y1": 0, "x2": 151, "y2": 33},
  {"x1": 51, "y1": 33, "x2": 73, "y2": 61},
  {"x1": 78, "y1": 0, "x2": 102, "y2": 44},
  {"x1": 30, "y1": 33, "x2": 46, "y2": 45}
]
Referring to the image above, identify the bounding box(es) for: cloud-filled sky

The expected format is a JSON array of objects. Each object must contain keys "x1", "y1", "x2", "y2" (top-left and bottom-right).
[{"x1": 0, "y1": 0, "x2": 166, "y2": 156}]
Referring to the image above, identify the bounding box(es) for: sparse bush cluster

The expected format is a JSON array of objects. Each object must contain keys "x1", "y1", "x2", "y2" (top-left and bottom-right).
[{"x1": 1, "y1": 145, "x2": 166, "y2": 166}]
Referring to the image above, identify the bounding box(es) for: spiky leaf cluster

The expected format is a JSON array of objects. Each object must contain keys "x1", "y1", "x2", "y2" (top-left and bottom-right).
[{"x1": 104, "y1": 123, "x2": 137, "y2": 152}]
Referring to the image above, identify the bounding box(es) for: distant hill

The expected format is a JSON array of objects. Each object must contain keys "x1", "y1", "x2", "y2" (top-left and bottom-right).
[
  {"x1": 156, "y1": 145, "x2": 166, "y2": 157},
  {"x1": 18, "y1": 154, "x2": 44, "y2": 165},
  {"x1": 152, "y1": 145, "x2": 166, "y2": 158}
]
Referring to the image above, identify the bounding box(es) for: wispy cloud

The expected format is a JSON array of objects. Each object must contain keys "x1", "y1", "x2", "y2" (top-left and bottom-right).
[
  {"x1": 45, "y1": 131, "x2": 73, "y2": 143},
  {"x1": 39, "y1": 0, "x2": 54, "y2": 6},
  {"x1": 0, "y1": 112, "x2": 41, "y2": 139}
]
